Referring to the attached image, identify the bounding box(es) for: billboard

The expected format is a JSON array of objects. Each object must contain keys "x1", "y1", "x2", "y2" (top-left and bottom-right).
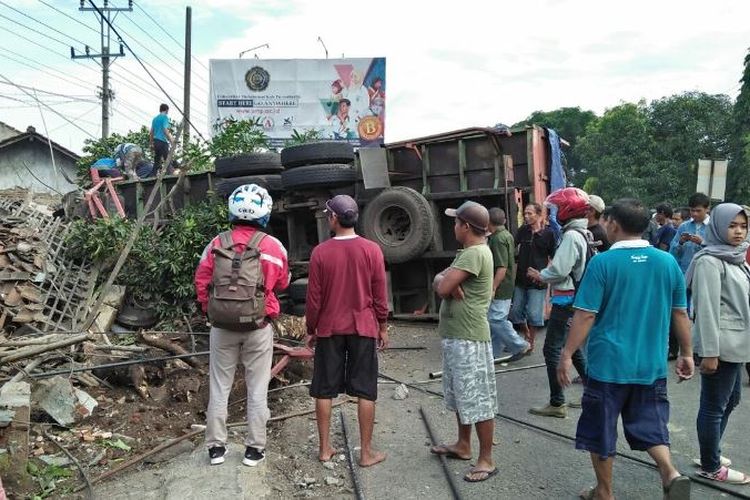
[{"x1": 209, "y1": 58, "x2": 386, "y2": 147}]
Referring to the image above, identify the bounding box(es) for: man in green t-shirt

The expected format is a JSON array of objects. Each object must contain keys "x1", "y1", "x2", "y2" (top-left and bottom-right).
[
  {"x1": 487, "y1": 208, "x2": 530, "y2": 360},
  {"x1": 430, "y1": 201, "x2": 498, "y2": 483}
]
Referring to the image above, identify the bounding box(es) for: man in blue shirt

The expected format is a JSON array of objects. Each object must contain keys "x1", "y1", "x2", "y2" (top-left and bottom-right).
[
  {"x1": 150, "y1": 104, "x2": 173, "y2": 175},
  {"x1": 557, "y1": 198, "x2": 695, "y2": 500},
  {"x1": 669, "y1": 192, "x2": 711, "y2": 273},
  {"x1": 654, "y1": 203, "x2": 676, "y2": 251}
]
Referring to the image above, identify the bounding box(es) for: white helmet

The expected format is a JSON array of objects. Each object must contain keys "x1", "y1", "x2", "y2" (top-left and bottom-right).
[{"x1": 228, "y1": 184, "x2": 273, "y2": 227}]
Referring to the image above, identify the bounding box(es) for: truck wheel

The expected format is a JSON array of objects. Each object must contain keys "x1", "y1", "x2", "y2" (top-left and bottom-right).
[
  {"x1": 214, "y1": 153, "x2": 283, "y2": 177},
  {"x1": 281, "y1": 142, "x2": 354, "y2": 168},
  {"x1": 281, "y1": 164, "x2": 355, "y2": 191},
  {"x1": 289, "y1": 278, "x2": 308, "y2": 302},
  {"x1": 362, "y1": 187, "x2": 434, "y2": 264},
  {"x1": 215, "y1": 174, "x2": 283, "y2": 197}
]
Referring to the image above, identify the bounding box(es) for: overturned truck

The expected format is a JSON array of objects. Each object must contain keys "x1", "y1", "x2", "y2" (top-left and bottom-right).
[{"x1": 109, "y1": 125, "x2": 555, "y2": 319}]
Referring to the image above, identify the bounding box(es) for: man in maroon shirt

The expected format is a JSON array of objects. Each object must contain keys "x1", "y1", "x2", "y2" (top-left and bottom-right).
[{"x1": 306, "y1": 195, "x2": 389, "y2": 467}]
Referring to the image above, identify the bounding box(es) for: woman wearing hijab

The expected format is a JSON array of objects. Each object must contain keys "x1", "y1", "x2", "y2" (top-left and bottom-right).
[{"x1": 687, "y1": 203, "x2": 750, "y2": 484}]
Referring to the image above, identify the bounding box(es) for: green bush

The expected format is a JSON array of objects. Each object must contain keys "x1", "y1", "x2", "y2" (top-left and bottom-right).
[
  {"x1": 66, "y1": 200, "x2": 230, "y2": 321},
  {"x1": 210, "y1": 117, "x2": 269, "y2": 157}
]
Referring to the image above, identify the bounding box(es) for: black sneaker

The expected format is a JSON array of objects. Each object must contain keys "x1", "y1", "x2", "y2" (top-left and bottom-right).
[
  {"x1": 208, "y1": 446, "x2": 226, "y2": 465},
  {"x1": 243, "y1": 447, "x2": 265, "y2": 467}
]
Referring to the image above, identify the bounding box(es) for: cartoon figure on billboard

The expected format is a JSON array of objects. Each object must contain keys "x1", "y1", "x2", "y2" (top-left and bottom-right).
[
  {"x1": 328, "y1": 98, "x2": 355, "y2": 140},
  {"x1": 344, "y1": 69, "x2": 370, "y2": 122}
]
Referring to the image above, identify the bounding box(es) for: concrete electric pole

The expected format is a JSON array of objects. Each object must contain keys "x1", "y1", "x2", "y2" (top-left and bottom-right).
[
  {"x1": 71, "y1": 0, "x2": 132, "y2": 139},
  {"x1": 183, "y1": 6, "x2": 191, "y2": 147}
]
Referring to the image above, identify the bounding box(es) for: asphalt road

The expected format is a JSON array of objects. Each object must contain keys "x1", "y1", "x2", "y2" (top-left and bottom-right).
[{"x1": 352, "y1": 321, "x2": 750, "y2": 500}]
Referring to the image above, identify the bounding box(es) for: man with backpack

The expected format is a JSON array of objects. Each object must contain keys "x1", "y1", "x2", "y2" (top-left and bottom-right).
[
  {"x1": 527, "y1": 187, "x2": 592, "y2": 418},
  {"x1": 306, "y1": 195, "x2": 389, "y2": 467},
  {"x1": 195, "y1": 184, "x2": 290, "y2": 467}
]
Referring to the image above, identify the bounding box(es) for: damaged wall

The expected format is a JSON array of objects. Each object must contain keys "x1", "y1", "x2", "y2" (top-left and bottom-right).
[{"x1": 0, "y1": 141, "x2": 77, "y2": 194}]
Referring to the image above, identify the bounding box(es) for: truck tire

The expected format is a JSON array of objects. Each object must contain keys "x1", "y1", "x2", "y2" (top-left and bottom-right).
[
  {"x1": 281, "y1": 164, "x2": 355, "y2": 191},
  {"x1": 215, "y1": 174, "x2": 283, "y2": 197},
  {"x1": 281, "y1": 142, "x2": 354, "y2": 168},
  {"x1": 361, "y1": 187, "x2": 434, "y2": 264},
  {"x1": 289, "y1": 278, "x2": 308, "y2": 302},
  {"x1": 214, "y1": 153, "x2": 283, "y2": 177}
]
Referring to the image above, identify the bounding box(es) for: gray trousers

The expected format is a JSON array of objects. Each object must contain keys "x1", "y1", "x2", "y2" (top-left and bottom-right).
[{"x1": 205, "y1": 324, "x2": 273, "y2": 450}]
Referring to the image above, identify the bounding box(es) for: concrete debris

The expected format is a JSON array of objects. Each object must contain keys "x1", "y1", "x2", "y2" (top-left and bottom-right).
[
  {"x1": 324, "y1": 476, "x2": 340, "y2": 486},
  {"x1": 392, "y1": 383, "x2": 409, "y2": 400},
  {"x1": 33, "y1": 376, "x2": 98, "y2": 426},
  {"x1": 322, "y1": 461, "x2": 335, "y2": 470},
  {"x1": 39, "y1": 454, "x2": 73, "y2": 467},
  {"x1": 0, "y1": 381, "x2": 30, "y2": 428}
]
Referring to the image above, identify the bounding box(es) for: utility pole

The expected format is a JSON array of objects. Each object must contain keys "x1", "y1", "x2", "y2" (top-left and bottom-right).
[
  {"x1": 183, "y1": 6, "x2": 191, "y2": 147},
  {"x1": 71, "y1": 0, "x2": 132, "y2": 139}
]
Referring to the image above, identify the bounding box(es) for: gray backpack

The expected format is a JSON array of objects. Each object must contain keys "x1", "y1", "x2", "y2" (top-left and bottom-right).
[{"x1": 207, "y1": 230, "x2": 267, "y2": 331}]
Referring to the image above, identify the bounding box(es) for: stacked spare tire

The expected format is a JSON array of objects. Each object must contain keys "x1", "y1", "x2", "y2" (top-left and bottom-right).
[
  {"x1": 213, "y1": 152, "x2": 284, "y2": 197},
  {"x1": 280, "y1": 142, "x2": 356, "y2": 316},
  {"x1": 280, "y1": 142, "x2": 356, "y2": 191}
]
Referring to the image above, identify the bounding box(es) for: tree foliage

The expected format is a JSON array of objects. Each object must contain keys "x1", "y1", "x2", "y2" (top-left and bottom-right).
[
  {"x1": 728, "y1": 49, "x2": 750, "y2": 204},
  {"x1": 66, "y1": 200, "x2": 229, "y2": 321},
  {"x1": 209, "y1": 117, "x2": 269, "y2": 158},
  {"x1": 649, "y1": 91, "x2": 733, "y2": 199},
  {"x1": 513, "y1": 107, "x2": 597, "y2": 183},
  {"x1": 569, "y1": 92, "x2": 733, "y2": 207}
]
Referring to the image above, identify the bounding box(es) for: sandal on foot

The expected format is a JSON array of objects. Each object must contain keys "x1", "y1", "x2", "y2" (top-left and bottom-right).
[
  {"x1": 663, "y1": 475, "x2": 691, "y2": 500},
  {"x1": 463, "y1": 467, "x2": 498, "y2": 482},
  {"x1": 692, "y1": 456, "x2": 732, "y2": 468},
  {"x1": 430, "y1": 444, "x2": 471, "y2": 461},
  {"x1": 579, "y1": 487, "x2": 596, "y2": 500},
  {"x1": 697, "y1": 466, "x2": 750, "y2": 485}
]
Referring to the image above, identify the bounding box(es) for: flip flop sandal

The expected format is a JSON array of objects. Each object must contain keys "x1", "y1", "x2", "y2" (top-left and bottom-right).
[
  {"x1": 692, "y1": 456, "x2": 732, "y2": 468},
  {"x1": 663, "y1": 475, "x2": 690, "y2": 500},
  {"x1": 463, "y1": 467, "x2": 498, "y2": 483},
  {"x1": 697, "y1": 466, "x2": 750, "y2": 485},
  {"x1": 430, "y1": 444, "x2": 471, "y2": 461},
  {"x1": 579, "y1": 487, "x2": 596, "y2": 500}
]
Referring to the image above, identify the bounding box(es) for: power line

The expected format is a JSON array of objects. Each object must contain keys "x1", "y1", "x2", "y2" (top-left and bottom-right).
[
  {"x1": 120, "y1": 13, "x2": 210, "y2": 89},
  {"x1": 0, "y1": 0, "x2": 95, "y2": 48},
  {"x1": 115, "y1": 23, "x2": 210, "y2": 101},
  {"x1": 0, "y1": 24, "x2": 101, "y2": 77},
  {"x1": 132, "y1": 0, "x2": 209, "y2": 72},
  {"x1": 0, "y1": 73, "x2": 97, "y2": 139},
  {"x1": 36, "y1": 0, "x2": 99, "y2": 36},
  {"x1": 48, "y1": 104, "x2": 102, "y2": 133},
  {"x1": 0, "y1": 12, "x2": 71, "y2": 48},
  {"x1": 0, "y1": 49, "x2": 95, "y2": 92},
  {"x1": 0, "y1": 82, "x2": 96, "y2": 102},
  {"x1": 86, "y1": 0, "x2": 206, "y2": 141}
]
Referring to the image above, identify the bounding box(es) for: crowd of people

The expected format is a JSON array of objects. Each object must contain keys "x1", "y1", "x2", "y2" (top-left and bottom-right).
[{"x1": 193, "y1": 182, "x2": 750, "y2": 499}]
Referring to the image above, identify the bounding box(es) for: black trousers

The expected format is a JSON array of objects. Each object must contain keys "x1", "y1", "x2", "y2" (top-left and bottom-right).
[{"x1": 153, "y1": 139, "x2": 169, "y2": 173}]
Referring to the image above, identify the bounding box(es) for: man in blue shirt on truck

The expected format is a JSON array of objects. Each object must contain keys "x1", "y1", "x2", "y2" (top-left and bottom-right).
[{"x1": 150, "y1": 104, "x2": 173, "y2": 175}]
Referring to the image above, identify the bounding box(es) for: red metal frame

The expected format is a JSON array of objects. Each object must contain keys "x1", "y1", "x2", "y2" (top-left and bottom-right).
[
  {"x1": 271, "y1": 342, "x2": 313, "y2": 379},
  {"x1": 85, "y1": 168, "x2": 126, "y2": 219}
]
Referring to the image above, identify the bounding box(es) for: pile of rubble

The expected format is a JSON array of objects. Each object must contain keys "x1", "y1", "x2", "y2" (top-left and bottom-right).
[{"x1": 0, "y1": 195, "x2": 314, "y2": 498}]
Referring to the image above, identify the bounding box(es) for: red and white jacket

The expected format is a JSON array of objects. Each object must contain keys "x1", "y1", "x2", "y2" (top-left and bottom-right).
[{"x1": 194, "y1": 226, "x2": 290, "y2": 318}]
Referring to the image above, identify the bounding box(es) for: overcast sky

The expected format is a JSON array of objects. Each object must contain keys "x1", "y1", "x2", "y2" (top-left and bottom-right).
[{"x1": 0, "y1": 0, "x2": 748, "y2": 154}]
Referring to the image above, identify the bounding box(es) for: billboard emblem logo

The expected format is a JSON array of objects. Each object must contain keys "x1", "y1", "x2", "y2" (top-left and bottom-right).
[
  {"x1": 358, "y1": 116, "x2": 383, "y2": 141},
  {"x1": 245, "y1": 66, "x2": 270, "y2": 91}
]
